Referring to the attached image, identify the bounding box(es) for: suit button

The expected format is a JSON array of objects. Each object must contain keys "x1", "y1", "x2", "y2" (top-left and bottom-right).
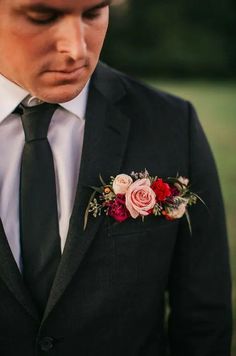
[{"x1": 39, "y1": 337, "x2": 54, "y2": 352}]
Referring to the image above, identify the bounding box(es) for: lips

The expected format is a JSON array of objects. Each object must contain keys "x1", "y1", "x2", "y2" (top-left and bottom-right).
[
  {"x1": 52, "y1": 66, "x2": 84, "y2": 74},
  {"x1": 45, "y1": 66, "x2": 86, "y2": 82}
]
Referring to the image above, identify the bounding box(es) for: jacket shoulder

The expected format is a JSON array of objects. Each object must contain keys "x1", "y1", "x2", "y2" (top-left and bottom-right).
[{"x1": 94, "y1": 62, "x2": 189, "y2": 116}]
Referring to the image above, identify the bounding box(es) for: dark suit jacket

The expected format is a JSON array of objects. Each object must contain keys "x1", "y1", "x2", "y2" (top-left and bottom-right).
[{"x1": 0, "y1": 62, "x2": 232, "y2": 355}]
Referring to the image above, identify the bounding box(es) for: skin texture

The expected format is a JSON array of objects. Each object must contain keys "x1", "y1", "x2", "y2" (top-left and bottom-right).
[{"x1": 0, "y1": 0, "x2": 110, "y2": 103}]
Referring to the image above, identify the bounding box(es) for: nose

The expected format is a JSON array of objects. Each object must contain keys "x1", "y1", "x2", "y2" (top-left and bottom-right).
[{"x1": 56, "y1": 17, "x2": 87, "y2": 61}]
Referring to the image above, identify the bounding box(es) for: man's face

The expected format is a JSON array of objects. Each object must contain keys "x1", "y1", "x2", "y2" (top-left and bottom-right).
[{"x1": 0, "y1": 0, "x2": 110, "y2": 102}]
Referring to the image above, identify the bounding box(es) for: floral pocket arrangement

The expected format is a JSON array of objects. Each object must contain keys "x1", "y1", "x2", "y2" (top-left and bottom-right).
[{"x1": 84, "y1": 170, "x2": 201, "y2": 232}]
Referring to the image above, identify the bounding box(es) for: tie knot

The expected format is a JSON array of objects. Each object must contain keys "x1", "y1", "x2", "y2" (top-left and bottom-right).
[{"x1": 19, "y1": 102, "x2": 58, "y2": 142}]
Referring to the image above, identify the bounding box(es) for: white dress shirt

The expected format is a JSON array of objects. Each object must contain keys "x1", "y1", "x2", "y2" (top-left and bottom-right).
[{"x1": 0, "y1": 74, "x2": 89, "y2": 270}]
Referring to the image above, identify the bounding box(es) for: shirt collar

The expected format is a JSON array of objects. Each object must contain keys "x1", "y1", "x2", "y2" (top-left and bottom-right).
[
  {"x1": 0, "y1": 73, "x2": 90, "y2": 123},
  {"x1": 0, "y1": 74, "x2": 28, "y2": 122},
  {"x1": 59, "y1": 80, "x2": 90, "y2": 120}
]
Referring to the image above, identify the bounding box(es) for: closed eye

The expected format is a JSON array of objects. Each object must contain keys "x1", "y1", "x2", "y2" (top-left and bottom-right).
[
  {"x1": 26, "y1": 11, "x2": 60, "y2": 25},
  {"x1": 83, "y1": 9, "x2": 103, "y2": 20}
]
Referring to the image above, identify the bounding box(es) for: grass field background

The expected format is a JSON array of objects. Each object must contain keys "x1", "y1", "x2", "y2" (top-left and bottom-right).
[{"x1": 148, "y1": 80, "x2": 236, "y2": 354}]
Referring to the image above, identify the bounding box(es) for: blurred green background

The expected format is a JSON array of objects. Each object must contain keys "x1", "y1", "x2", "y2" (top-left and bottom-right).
[
  {"x1": 102, "y1": 0, "x2": 235, "y2": 353},
  {"x1": 103, "y1": 0, "x2": 235, "y2": 79}
]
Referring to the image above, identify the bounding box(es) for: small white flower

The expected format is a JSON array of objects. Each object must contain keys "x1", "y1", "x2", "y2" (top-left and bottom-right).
[
  {"x1": 177, "y1": 176, "x2": 189, "y2": 186},
  {"x1": 112, "y1": 174, "x2": 133, "y2": 195}
]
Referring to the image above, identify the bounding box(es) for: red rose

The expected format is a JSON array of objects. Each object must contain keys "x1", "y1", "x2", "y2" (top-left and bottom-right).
[
  {"x1": 151, "y1": 178, "x2": 171, "y2": 202},
  {"x1": 107, "y1": 194, "x2": 130, "y2": 223}
]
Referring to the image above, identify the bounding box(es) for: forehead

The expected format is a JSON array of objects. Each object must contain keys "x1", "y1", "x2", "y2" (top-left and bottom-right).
[{"x1": 2, "y1": 0, "x2": 109, "y2": 10}]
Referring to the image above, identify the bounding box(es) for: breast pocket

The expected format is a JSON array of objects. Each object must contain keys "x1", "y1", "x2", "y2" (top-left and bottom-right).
[{"x1": 108, "y1": 218, "x2": 179, "y2": 286}]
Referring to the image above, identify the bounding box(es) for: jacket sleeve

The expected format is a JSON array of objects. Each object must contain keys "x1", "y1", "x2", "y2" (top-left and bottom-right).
[{"x1": 167, "y1": 102, "x2": 232, "y2": 356}]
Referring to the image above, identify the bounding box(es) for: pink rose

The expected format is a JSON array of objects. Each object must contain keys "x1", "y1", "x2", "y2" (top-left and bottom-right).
[
  {"x1": 125, "y1": 178, "x2": 156, "y2": 218},
  {"x1": 112, "y1": 174, "x2": 133, "y2": 195},
  {"x1": 165, "y1": 198, "x2": 188, "y2": 219},
  {"x1": 107, "y1": 194, "x2": 130, "y2": 222}
]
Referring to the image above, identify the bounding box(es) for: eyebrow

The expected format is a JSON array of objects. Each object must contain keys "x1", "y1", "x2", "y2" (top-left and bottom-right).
[{"x1": 16, "y1": 0, "x2": 112, "y2": 14}]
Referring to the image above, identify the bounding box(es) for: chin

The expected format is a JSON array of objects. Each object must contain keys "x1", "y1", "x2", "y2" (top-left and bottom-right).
[{"x1": 34, "y1": 83, "x2": 87, "y2": 103}]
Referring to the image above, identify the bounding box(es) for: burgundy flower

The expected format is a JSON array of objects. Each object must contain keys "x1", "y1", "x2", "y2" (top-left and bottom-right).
[
  {"x1": 151, "y1": 178, "x2": 171, "y2": 202},
  {"x1": 170, "y1": 186, "x2": 179, "y2": 196},
  {"x1": 107, "y1": 194, "x2": 130, "y2": 223},
  {"x1": 166, "y1": 186, "x2": 180, "y2": 204}
]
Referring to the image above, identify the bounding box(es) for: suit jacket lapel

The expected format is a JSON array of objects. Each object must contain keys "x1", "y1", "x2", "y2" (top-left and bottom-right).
[
  {"x1": 0, "y1": 219, "x2": 39, "y2": 321},
  {"x1": 43, "y1": 63, "x2": 131, "y2": 321}
]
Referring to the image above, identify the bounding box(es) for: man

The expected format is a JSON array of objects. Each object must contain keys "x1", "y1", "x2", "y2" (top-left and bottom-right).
[{"x1": 0, "y1": 0, "x2": 232, "y2": 355}]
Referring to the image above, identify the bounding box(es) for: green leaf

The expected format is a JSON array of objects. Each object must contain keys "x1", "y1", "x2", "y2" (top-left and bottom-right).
[
  {"x1": 99, "y1": 174, "x2": 107, "y2": 186},
  {"x1": 192, "y1": 193, "x2": 208, "y2": 208},
  {"x1": 90, "y1": 186, "x2": 103, "y2": 194},
  {"x1": 185, "y1": 209, "x2": 192, "y2": 235},
  {"x1": 83, "y1": 190, "x2": 97, "y2": 231}
]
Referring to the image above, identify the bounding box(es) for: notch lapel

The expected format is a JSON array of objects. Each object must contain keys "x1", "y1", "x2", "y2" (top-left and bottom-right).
[
  {"x1": 0, "y1": 219, "x2": 39, "y2": 321},
  {"x1": 43, "y1": 64, "x2": 131, "y2": 321}
]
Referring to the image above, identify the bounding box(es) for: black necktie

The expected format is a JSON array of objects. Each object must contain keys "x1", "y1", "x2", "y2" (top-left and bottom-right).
[{"x1": 19, "y1": 102, "x2": 61, "y2": 313}]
